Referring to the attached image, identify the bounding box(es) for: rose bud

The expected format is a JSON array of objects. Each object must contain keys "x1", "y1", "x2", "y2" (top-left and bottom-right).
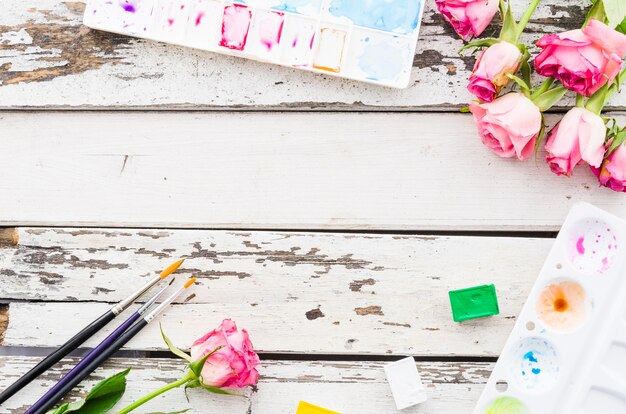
[
  {"x1": 592, "y1": 144, "x2": 626, "y2": 193},
  {"x1": 545, "y1": 108, "x2": 607, "y2": 176},
  {"x1": 435, "y1": 0, "x2": 499, "y2": 41},
  {"x1": 470, "y1": 92, "x2": 542, "y2": 160},
  {"x1": 190, "y1": 319, "x2": 260, "y2": 388},
  {"x1": 535, "y1": 19, "x2": 626, "y2": 97},
  {"x1": 468, "y1": 41, "x2": 523, "y2": 102}
]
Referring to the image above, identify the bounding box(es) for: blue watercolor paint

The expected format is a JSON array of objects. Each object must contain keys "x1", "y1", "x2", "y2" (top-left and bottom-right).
[
  {"x1": 327, "y1": 0, "x2": 422, "y2": 35},
  {"x1": 524, "y1": 351, "x2": 538, "y2": 363},
  {"x1": 532, "y1": 368, "x2": 541, "y2": 375},
  {"x1": 272, "y1": 0, "x2": 322, "y2": 14},
  {"x1": 356, "y1": 37, "x2": 407, "y2": 81}
]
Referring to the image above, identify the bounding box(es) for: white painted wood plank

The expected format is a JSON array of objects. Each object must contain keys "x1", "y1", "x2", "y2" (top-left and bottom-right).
[
  {"x1": 0, "y1": 112, "x2": 624, "y2": 230},
  {"x1": 0, "y1": 357, "x2": 492, "y2": 413},
  {"x1": 1, "y1": 227, "x2": 551, "y2": 356},
  {"x1": 1, "y1": 0, "x2": 624, "y2": 109}
]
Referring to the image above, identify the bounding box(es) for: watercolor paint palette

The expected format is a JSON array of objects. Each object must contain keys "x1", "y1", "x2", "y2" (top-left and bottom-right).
[
  {"x1": 474, "y1": 203, "x2": 626, "y2": 414},
  {"x1": 83, "y1": 0, "x2": 425, "y2": 88}
]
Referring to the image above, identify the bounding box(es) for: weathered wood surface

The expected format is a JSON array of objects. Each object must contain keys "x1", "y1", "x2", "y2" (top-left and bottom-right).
[
  {"x1": 2, "y1": 112, "x2": 625, "y2": 231},
  {"x1": 0, "y1": 357, "x2": 492, "y2": 413},
  {"x1": 0, "y1": 227, "x2": 551, "y2": 356},
  {"x1": 1, "y1": 0, "x2": 624, "y2": 109}
]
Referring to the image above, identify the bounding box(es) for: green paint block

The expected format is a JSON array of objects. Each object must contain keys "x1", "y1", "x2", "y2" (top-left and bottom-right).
[{"x1": 449, "y1": 284, "x2": 499, "y2": 322}]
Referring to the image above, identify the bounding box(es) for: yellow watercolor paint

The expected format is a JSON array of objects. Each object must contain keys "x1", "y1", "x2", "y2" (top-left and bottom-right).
[{"x1": 296, "y1": 401, "x2": 340, "y2": 414}]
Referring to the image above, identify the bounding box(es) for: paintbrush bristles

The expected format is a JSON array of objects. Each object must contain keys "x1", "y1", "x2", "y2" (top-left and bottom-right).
[
  {"x1": 160, "y1": 259, "x2": 185, "y2": 279},
  {"x1": 184, "y1": 278, "x2": 197, "y2": 288}
]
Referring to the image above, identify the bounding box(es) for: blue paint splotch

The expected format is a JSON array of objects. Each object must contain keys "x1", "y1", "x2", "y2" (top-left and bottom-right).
[
  {"x1": 524, "y1": 351, "x2": 538, "y2": 363},
  {"x1": 356, "y1": 37, "x2": 409, "y2": 81},
  {"x1": 327, "y1": 0, "x2": 422, "y2": 35},
  {"x1": 272, "y1": 0, "x2": 323, "y2": 14}
]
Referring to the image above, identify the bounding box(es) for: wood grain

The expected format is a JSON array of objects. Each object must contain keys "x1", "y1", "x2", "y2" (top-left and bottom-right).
[
  {"x1": 0, "y1": 357, "x2": 493, "y2": 413},
  {"x1": 1, "y1": 0, "x2": 624, "y2": 109},
  {"x1": 1, "y1": 112, "x2": 625, "y2": 231},
  {"x1": 0, "y1": 227, "x2": 553, "y2": 356}
]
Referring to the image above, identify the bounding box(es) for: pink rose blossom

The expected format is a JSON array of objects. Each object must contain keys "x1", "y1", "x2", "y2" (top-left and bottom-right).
[
  {"x1": 468, "y1": 42, "x2": 523, "y2": 102},
  {"x1": 190, "y1": 319, "x2": 260, "y2": 388},
  {"x1": 592, "y1": 144, "x2": 626, "y2": 193},
  {"x1": 535, "y1": 19, "x2": 626, "y2": 96},
  {"x1": 470, "y1": 93, "x2": 542, "y2": 160},
  {"x1": 435, "y1": 0, "x2": 499, "y2": 41},
  {"x1": 545, "y1": 108, "x2": 607, "y2": 176}
]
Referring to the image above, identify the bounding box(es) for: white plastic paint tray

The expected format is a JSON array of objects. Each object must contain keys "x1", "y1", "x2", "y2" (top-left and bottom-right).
[
  {"x1": 83, "y1": 0, "x2": 425, "y2": 88},
  {"x1": 474, "y1": 202, "x2": 626, "y2": 413}
]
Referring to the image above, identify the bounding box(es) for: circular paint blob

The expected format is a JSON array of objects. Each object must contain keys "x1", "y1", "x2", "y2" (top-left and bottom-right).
[
  {"x1": 510, "y1": 337, "x2": 559, "y2": 392},
  {"x1": 568, "y1": 218, "x2": 619, "y2": 274},
  {"x1": 481, "y1": 397, "x2": 529, "y2": 414},
  {"x1": 536, "y1": 280, "x2": 588, "y2": 332}
]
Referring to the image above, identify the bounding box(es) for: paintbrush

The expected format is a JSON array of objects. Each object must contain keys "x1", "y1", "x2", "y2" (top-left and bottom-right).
[
  {"x1": 0, "y1": 259, "x2": 185, "y2": 404},
  {"x1": 31, "y1": 277, "x2": 197, "y2": 414},
  {"x1": 24, "y1": 278, "x2": 176, "y2": 414}
]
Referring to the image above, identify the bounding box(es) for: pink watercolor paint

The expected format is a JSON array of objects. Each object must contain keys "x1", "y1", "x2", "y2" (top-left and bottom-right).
[
  {"x1": 219, "y1": 4, "x2": 252, "y2": 51},
  {"x1": 258, "y1": 11, "x2": 284, "y2": 51},
  {"x1": 279, "y1": 15, "x2": 317, "y2": 67},
  {"x1": 576, "y1": 236, "x2": 585, "y2": 254}
]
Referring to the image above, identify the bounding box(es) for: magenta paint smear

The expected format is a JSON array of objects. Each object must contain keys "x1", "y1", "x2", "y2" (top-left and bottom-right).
[
  {"x1": 219, "y1": 4, "x2": 252, "y2": 51},
  {"x1": 257, "y1": 11, "x2": 284, "y2": 51},
  {"x1": 576, "y1": 236, "x2": 586, "y2": 254}
]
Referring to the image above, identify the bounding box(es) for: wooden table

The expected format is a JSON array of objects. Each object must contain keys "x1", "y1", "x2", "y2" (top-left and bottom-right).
[{"x1": 1, "y1": 1, "x2": 625, "y2": 413}]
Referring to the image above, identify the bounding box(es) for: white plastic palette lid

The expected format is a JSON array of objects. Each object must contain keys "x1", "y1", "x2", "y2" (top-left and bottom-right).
[{"x1": 384, "y1": 357, "x2": 428, "y2": 410}]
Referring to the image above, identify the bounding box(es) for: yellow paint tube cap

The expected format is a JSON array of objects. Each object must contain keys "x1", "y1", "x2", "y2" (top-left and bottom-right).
[{"x1": 296, "y1": 401, "x2": 340, "y2": 414}]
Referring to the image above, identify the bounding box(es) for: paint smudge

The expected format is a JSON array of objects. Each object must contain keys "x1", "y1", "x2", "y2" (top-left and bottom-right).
[
  {"x1": 481, "y1": 397, "x2": 529, "y2": 414},
  {"x1": 279, "y1": 15, "x2": 316, "y2": 66},
  {"x1": 536, "y1": 280, "x2": 587, "y2": 332},
  {"x1": 570, "y1": 220, "x2": 619, "y2": 274},
  {"x1": 512, "y1": 337, "x2": 559, "y2": 391},
  {"x1": 186, "y1": 0, "x2": 223, "y2": 48},
  {"x1": 326, "y1": 0, "x2": 422, "y2": 35},
  {"x1": 246, "y1": 9, "x2": 284, "y2": 61},
  {"x1": 345, "y1": 31, "x2": 413, "y2": 83},
  {"x1": 312, "y1": 27, "x2": 346, "y2": 72},
  {"x1": 219, "y1": 4, "x2": 252, "y2": 50},
  {"x1": 153, "y1": 0, "x2": 189, "y2": 41}
]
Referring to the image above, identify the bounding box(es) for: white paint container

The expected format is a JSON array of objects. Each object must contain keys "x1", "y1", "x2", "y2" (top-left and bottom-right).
[
  {"x1": 474, "y1": 202, "x2": 626, "y2": 413},
  {"x1": 82, "y1": 0, "x2": 425, "y2": 88},
  {"x1": 384, "y1": 357, "x2": 427, "y2": 410}
]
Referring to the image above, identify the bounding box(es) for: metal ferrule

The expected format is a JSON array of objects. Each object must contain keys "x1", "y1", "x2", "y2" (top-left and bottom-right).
[
  {"x1": 144, "y1": 287, "x2": 184, "y2": 323},
  {"x1": 137, "y1": 282, "x2": 173, "y2": 315},
  {"x1": 110, "y1": 275, "x2": 161, "y2": 315}
]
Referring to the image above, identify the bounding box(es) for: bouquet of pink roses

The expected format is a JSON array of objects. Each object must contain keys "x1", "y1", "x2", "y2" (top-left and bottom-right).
[{"x1": 437, "y1": 0, "x2": 626, "y2": 193}]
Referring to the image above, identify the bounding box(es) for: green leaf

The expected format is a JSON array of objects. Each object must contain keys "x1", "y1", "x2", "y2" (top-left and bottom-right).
[
  {"x1": 617, "y1": 15, "x2": 626, "y2": 34},
  {"x1": 197, "y1": 383, "x2": 245, "y2": 397},
  {"x1": 459, "y1": 106, "x2": 470, "y2": 113},
  {"x1": 189, "y1": 346, "x2": 222, "y2": 378},
  {"x1": 603, "y1": 0, "x2": 626, "y2": 29},
  {"x1": 532, "y1": 85, "x2": 568, "y2": 112},
  {"x1": 506, "y1": 73, "x2": 531, "y2": 96},
  {"x1": 585, "y1": 0, "x2": 608, "y2": 26},
  {"x1": 160, "y1": 324, "x2": 192, "y2": 362},
  {"x1": 458, "y1": 38, "x2": 499, "y2": 54},
  {"x1": 46, "y1": 403, "x2": 70, "y2": 414},
  {"x1": 46, "y1": 370, "x2": 130, "y2": 414},
  {"x1": 499, "y1": 1, "x2": 518, "y2": 43},
  {"x1": 586, "y1": 82, "x2": 611, "y2": 115},
  {"x1": 607, "y1": 130, "x2": 626, "y2": 155}
]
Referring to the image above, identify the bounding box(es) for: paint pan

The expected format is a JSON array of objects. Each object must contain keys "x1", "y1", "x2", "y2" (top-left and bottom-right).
[
  {"x1": 473, "y1": 202, "x2": 626, "y2": 413},
  {"x1": 82, "y1": 0, "x2": 425, "y2": 88}
]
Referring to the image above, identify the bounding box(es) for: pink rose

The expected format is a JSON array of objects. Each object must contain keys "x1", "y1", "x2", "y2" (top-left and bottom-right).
[
  {"x1": 435, "y1": 0, "x2": 499, "y2": 41},
  {"x1": 190, "y1": 319, "x2": 260, "y2": 388},
  {"x1": 535, "y1": 19, "x2": 626, "y2": 96},
  {"x1": 468, "y1": 42, "x2": 523, "y2": 102},
  {"x1": 592, "y1": 144, "x2": 626, "y2": 193},
  {"x1": 470, "y1": 93, "x2": 542, "y2": 160},
  {"x1": 545, "y1": 108, "x2": 607, "y2": 176}
]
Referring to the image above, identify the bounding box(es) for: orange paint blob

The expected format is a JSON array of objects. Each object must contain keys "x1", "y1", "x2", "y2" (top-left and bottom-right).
[{"x1": 536, "y1": 280, "x2": 586, "y2": 332}]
